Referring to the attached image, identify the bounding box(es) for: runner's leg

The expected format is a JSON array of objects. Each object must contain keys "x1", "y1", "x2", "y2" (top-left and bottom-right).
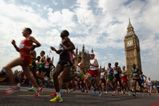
[{"x1": 4, "y1": 57, "x2": 23, "y2": 85}]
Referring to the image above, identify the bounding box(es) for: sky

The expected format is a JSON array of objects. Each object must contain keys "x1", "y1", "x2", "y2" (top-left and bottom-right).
[{"x1": 0, "y1": 0, "x2": 159, "y2": 80}]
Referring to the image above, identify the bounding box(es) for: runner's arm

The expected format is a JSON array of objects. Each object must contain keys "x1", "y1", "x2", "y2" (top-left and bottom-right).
[
  {"x1": 11, "y1": 40, "x2": 20, "y2": 52},
  {"x1": 30, "y1": 36, "x2": 41, "y2": 50},
  {"x1": 119, "y1": 67, "x2": 122, "y2": 74},
  {"x1": 50, "y1": 46, "x2": 61, "y2": 54},
  {"x1": 64, "y1": 40, "x2": 75, "y2": 51}
]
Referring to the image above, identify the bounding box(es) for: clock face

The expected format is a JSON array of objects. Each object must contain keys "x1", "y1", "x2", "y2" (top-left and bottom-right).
[{"x1": 126, "y1": 40, "x2": 133, "y2": 47}]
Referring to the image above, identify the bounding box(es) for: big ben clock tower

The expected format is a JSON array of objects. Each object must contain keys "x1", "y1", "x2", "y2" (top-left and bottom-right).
[{"x1": 124, "y1": 19, "x2": 142, "y2": 77}]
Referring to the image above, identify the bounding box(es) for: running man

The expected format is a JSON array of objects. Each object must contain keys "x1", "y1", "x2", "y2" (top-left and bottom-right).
[
  {"x1": 50, "y1": 30, "x2": 75, "y2": 103},
  {"x1": 99, "y1": 68, "x2": 107, "y2": 94},
  {"x1": 146, "y1": 77, "x2": 152, "y2": 95},
  {"x1": 84, "y1": 51, "x2": 100, "y2": 95},
  {"x1": 113, "y1": 62, "x2": 122, "y2": 94},
  {"x1": 121, "y1": 66, "x2": 129, "y2": 94},
  {"x1": 38, "y1": 50, "x2": 46, "y2": 78},
  {"x1": 106, "y1": 63, "x2": 114, "y2": 94},
  {"x1": 75, "y1": 56, "x2": 85, "y2": 92},
  {"x1": 1, "y1": 27, "x2": 42, "y2": 96},
  {"x1": 131, "y1": 64, "x2": 142, "y2": 96}
]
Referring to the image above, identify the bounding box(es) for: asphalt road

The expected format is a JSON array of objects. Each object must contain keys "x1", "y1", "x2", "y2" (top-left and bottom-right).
[{"x1": 0, "y1": 86, "x2": 159, "y2": 106}]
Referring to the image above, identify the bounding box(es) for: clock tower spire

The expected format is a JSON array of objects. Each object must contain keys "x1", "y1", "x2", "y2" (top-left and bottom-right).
[
  {"x1": 127, "y1": 19, "x2": 136, "y2": 36},
  {"x1": 128, "y1": 18, "x2": 133, "y2": 28}
]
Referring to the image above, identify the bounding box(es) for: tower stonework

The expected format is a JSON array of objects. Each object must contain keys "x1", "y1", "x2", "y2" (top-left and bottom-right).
[
  {"x1": 74, "y1": 45, "x2": 90, "y2": 73},
  {"x1": 124, "y1": 20, "x2": 142, "y2": 77}
]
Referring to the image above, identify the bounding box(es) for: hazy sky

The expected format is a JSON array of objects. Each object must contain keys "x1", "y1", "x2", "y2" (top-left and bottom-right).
[{"x1": 0, "y1": 0, "x2": 159, "y2": 80}]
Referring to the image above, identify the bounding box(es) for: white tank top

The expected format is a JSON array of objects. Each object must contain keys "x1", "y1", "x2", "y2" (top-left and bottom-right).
[
  {"x1": 100, "y1": 72, "x2": 105, "y2": 79},
  {"x1": 89, "y1": 59, "x2": 98, "y2": 70},
  {"x1": 76, "y1": 63, "x2": 81, "y2": 72},
  {"x1": 147, "y1": 80, "x2": 152, "y2": 86}
]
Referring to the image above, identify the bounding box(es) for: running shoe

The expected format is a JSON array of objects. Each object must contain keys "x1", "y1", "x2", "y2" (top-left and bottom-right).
[
  {"x1": 28, "y1": 87, "x2": 36, "y2": 92},
  {"x1": 34, "y1": 87, "x2": 43, "y2": 97},
  {"x1": 132, "y1": 93, "x2": 136, "y2": 97},
  {"x1": 49, "y1": 95, "x2": 63, "y2": 103},
  {"x1": 104, "y1": 91, "x2": 108, "y2": 94},
  {"x1": 131, "y1": 92, "x2": 136, "y2": 97},
  {"x1": 98, "y1": 92, "x2": 102, "y2": 96}
]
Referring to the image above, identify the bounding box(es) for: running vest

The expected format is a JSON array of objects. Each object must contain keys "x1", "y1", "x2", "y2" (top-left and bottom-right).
[
  {"x1": 58, "y1": 44, "x2": 71, "y2": 62},
  {"x1": 114, "y1": 69, "x2": 118, "y2": 75},
  {"x1": 76, "y1": 63, "x2": 81, "y2": 72},
  {"x1": 121, "y1": 70, "x2": 127, "y2": 77},
  {"x1": 19, "y1": 38, "x2": 32, "y2": 57},
  {"x1": 132, "y1": 68, "x2": 139, "y2": 77},
  {"x1": 100, "y1": 72, "x2": 105, "y2": 79},
  {"x1": 147, "y1": 80, "x2": 152, "y2": 86},
  {"x1": 89, "y1": 59, "x2": 98, "y2": 70},
  {"x1": 45, "y1": 61, "x2": 50, "y2": 69},
  {"x1": 114, "y1": 67, "x2": 121, "y2": 75},
  {"x1": 107, "y1": 67, "x2": 113, "y2": 76}
]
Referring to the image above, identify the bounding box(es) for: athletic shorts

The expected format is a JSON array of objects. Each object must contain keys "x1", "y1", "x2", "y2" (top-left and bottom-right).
[
  {"x1": 21, "y1": 55, "x2": 32, "y2": 66},
  {"x1": 114, "y1": 74, "x2": 120, "y2": 80},
  {"x1": 108, "y1": 75, "x2": 114, "y2": 81},
  {"x1": 87, "y1": 70, "x2": 98, "y2": 77},
  {"x1": 121, "y1": 76, "x2": 128, "y2": 82},
  {"x1": 79, "y1": 73, "x2": 85, "y2": 79},
  {"x1": 58, "y1": 60, "x2": 72, "y2": 67}
]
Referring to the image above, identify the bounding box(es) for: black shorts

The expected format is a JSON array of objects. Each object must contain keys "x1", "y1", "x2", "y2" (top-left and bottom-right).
[
  {"x1": 58, "y1": 60, "x2": 72, "y2": 67},
  {"x1": 114, "y1": 74, "x2": 120, "y2": 80}
]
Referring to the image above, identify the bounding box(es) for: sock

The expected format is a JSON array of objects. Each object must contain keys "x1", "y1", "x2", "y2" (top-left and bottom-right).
[
  {"x1": 17, "y1": 83, "x2": 21, "y2": 87},
  {"x1": 56, "y1": 92, "x2": 61, "y2": 97}
]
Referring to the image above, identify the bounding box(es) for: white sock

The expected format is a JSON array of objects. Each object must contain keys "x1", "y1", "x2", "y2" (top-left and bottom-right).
[
  {"x1": 17, "y1": 83, "x2": 21, "y2": 87},
  {"x1": 56, "y1": 92, "x2": 61, "y2": 97}
]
